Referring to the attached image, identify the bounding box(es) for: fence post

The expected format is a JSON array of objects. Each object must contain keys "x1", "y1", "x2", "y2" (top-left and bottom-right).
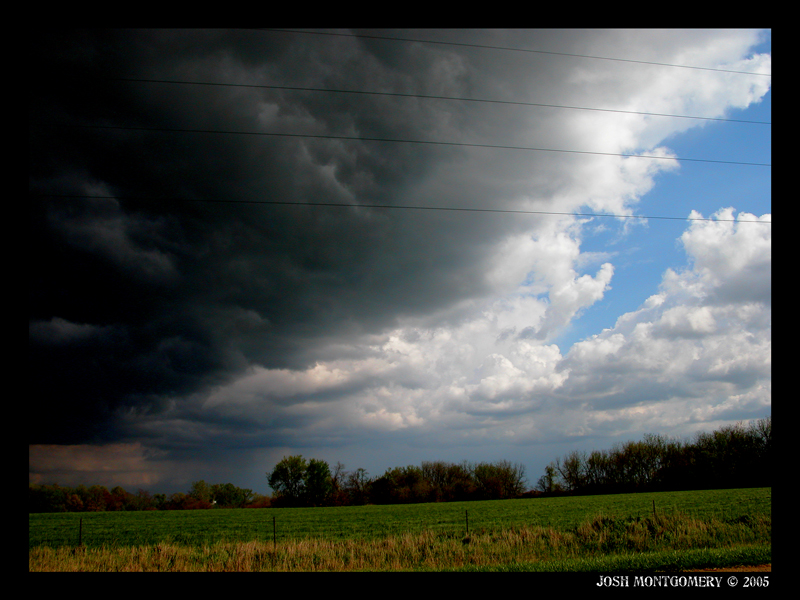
[{"x1": 465, "y1": 510, "x2": 469, "y2": 533}]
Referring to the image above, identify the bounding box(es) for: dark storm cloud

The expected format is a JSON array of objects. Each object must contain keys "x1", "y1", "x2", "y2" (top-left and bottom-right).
[
  {"x1": 30, "y1": 29, "x2": 565, "y2": 444},
  {"x1": 28, "y1": 29, "x2": 771, "y2": 495}
]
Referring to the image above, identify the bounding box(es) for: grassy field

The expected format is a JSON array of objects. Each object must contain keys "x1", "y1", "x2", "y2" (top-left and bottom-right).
[{"x1": 29, "y1": 487, "x2": 770, "y2": 572}]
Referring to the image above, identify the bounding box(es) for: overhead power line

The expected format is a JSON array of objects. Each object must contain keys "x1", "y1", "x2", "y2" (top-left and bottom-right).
[
  {"x1": 49, "y1": 123, "x2": 771, "y2": 168},
  {"x1": 93, "y1": 76, "x2": 771, "y2": 126},
  {"x1": 30, "y1": 193, "x2": 772, "y2": 224},
  {"x1": 260, "y1": 28, "x2": 772, "y2": 77}
]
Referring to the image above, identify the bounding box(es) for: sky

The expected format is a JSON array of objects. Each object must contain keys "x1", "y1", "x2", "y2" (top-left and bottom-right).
[{"x1": 29, "y1": 29, "x2": 771, "y2": 496}]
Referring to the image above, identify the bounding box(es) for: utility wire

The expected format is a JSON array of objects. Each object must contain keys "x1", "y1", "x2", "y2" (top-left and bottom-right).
[
  {"x1": 90, "y1": 76, "x2": 771, "y2": 126},
  {"x1": 50, "y1": 123, "x2": 770, "y2": 168},
  {"x1": 30, "y1": 34, "x2": 772, "y2": 224},
  {"x1": 30, "y1": 193, "x2": 772, "y2": 224},
  {"x1": 260, "y1": 28, "x2": 772, "y2": 77}
]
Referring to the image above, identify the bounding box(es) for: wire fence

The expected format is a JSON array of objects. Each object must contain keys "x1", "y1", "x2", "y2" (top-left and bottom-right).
[{"x1": 29, "y1": 507, "x2": 479, "y2": 549}]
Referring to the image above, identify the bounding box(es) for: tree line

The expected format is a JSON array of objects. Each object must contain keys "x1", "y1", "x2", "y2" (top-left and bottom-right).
[
  {"x1": 28, "y1": 480, "x2": 270, "y2": 513},
  {"x1": 536, "y1": 417, "x2": 771, "y2": 495},
  {"x1": 266, "y1": 457, "x2": 528, "y2": 507},
  {"x1": 29, "y1": 417, "x2": 770, "y2": 512},
  {"x1": 27, "y1": 458, "x2": 527, "y2": 512}
]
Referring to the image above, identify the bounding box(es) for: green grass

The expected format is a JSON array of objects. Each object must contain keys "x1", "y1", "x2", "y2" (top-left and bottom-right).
[
  {"x1": 29, "y1": 488, "x2": 770, "y2": 571},
  {"x1": 28, "y1": 509, "x2": 770, "y2": 572},
  {"x1": 29, "y1": 487, "x2": 770, "y2": 550}
]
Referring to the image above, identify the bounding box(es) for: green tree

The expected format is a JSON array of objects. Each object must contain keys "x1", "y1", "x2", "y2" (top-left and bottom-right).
[
  {"x1": 472, "y1": 460, "x2": 526, "y2": 500},
  {"x1": 536, "y1": 464, "x2": 561, "y2": 494},
  {"x1": 211, "y1": 482, "x2": 254, "y2": 508},
  {"x1": 189, "y1": 480, "x2": 212, "y2": 504},
  {"x1": 443, "y1": 462, "x2": 475, "y2": 501},
  {"x1": 108, "y1": 486, "x2": 132, "y2": 511},
  {"x1": 304, "y1": 459, "x2": 332, "y2": 506},
  {"x1": 29, "y1": 484, "x2": 69, "y2": 513},
  {"x1": 268, "y1": 455, "x2": 308, "y2": 506},
  {"x1": 371, "y1": 465, "x2": 433, "y2": 504}
]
